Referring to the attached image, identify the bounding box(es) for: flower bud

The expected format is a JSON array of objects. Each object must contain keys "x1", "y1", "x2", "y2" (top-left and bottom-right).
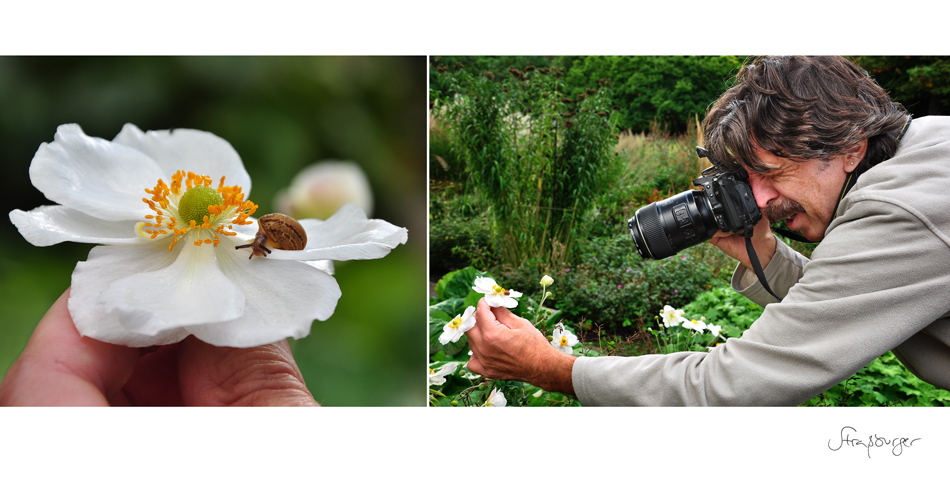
[
  {"x1": 540, "y1": 275, "x2": 554, "y2": 287},
  {"x1": 274, "y1": 160, "x2": 374, "y2": 220}
]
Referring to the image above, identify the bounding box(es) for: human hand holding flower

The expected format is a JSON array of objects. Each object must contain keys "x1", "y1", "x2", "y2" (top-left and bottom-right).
[
  {"x1": 0, "y1": 289, "x2": 317, "y2": 406},
  {"x1": 465, "y1": 298, "x2": 576, "y2": 396}
]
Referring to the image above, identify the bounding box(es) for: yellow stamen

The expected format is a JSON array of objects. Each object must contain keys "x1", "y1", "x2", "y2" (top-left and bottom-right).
[{"x1": 137, "y1": 171, "x2": 256, "y2": 251}]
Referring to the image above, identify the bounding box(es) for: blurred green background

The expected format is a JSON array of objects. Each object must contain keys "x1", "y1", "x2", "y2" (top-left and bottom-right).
[{"x1": 0, "y1": 56, "x2": 427, "y2": 406}]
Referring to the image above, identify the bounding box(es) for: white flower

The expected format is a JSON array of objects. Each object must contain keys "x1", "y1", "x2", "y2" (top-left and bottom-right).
[
  {"x1": 683, "y1": 319, "x2": 708, "y2": 334},
  {"x1": 551, "y1": 323, "x2": 579, "y2": 355},
  {"x1": 707, "y1": 323, "x2": 722, "y2": 338},
  {"x1": 472, "y1": 276, "x2": 522, "y2": 308},
  {"x1": 660, "y1": 305, "x2": 685, "y2": 328},
  {"x1": 540, "y1": 275, "x2": 554, "y2": 287},
  {"x1": 439, "y1": 306, "x2": 476, "y2": 345},
  {"x1": 274, "y1": 160, "x2": 374, "y2": 220},
  {"x1": 484, "y1": 388, "x2": 507, "y2": 407},
  {"x1": 428, "y1": 362, "x2": 459, "y2": 386},
  {"x1": 532, "y1": 389, "x2": 544, "y2": 398},
  {"x1": 9, "y1": 124, "x2": 408, "y2": 348}
]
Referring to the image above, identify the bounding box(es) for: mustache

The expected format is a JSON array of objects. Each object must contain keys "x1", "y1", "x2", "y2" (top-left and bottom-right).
[{"x1": 764, "y1": 199, "x2": 804, "y2": 223}]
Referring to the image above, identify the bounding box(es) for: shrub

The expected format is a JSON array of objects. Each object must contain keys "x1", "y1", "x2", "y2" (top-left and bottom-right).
[{"x1": 498, "y1": 234, "x2": 719, "y2": 334}]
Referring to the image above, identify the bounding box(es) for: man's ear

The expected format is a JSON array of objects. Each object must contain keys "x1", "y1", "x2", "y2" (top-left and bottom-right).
[{"x1": 843, "y1": 139, "x2": 868, "y2": 173}]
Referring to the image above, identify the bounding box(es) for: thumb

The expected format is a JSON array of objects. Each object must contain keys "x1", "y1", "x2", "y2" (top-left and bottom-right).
[{"x1": 177, "y1": 337, "x2": 318, "y2": 406}]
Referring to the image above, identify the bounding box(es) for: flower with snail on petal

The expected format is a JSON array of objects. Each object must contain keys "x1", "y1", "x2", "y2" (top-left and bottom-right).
[
  {"x1": 9, "y1": 124, "x2": 408, "y2": 348},
  {"x1": 472, "y1": 276, "x2": 522, "y2": 308},
  {"x1": 439, "y1": 306, "x2": 476, "y2": 345}
]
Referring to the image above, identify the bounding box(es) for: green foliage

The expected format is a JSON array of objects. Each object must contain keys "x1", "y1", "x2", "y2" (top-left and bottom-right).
[
  {"x1": 803, "y1": 352, "x2": 950, "y2": 407},
  {"x1": 428, "y1": 189, "x2": 494, "y2": 276},
  {"x1": 497, "y1": 235, "x2": 719, "y2": 334},
  {"x1": 433, "y1": 64, "x2": 622, "y2": 268},
  {"x1": 852, "y1": 56, "x2": 950, "y2": 116},
  {"x1": 563, "y1": 56, "x2": 743, "y2": 133},
  {"x1": 682, "y1": 285, "x2": 763, "y2": 339}
]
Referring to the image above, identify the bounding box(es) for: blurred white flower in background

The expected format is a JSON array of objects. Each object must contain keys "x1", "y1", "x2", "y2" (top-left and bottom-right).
[{"x1": 274, "y1": 160, "x2": 374, "y2": 220}]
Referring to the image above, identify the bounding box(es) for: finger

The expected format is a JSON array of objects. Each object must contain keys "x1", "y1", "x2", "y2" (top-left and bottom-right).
[
  {"x1": 465, "y1": 297, "x2": 493, "y2": 344},
  {"x1": 118, "y1": 342, "x2": 185, "y2": 406},
  {"x1": 490, "y1": 305, "x2": 535, "y2": 331},
  {"x1": 466, "y1": 353, "x2": 485, "y2": 376},
  {"x1": 177, "y1": 337, "x2": 318, "y2": 406},
  {"x1": 0, "y1": 288, "x2": 140, "y2": 406}
]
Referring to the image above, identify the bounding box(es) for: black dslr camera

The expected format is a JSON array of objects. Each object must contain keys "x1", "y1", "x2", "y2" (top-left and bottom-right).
[{"x1": 628, "y1": 147, "x2": 761, "y2": 260}]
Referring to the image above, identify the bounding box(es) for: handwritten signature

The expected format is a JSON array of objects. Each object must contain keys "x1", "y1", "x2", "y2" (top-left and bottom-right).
[{"x1": 828, "y1": 426, "x2": 921, "y2": 458}]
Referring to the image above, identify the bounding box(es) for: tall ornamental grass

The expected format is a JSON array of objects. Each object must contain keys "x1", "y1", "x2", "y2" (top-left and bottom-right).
[{"x1": 433, "y1": 64, "x2": 621, "y2": 269}]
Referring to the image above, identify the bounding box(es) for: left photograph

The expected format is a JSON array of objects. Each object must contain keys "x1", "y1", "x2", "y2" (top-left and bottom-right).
[{"x1": 0, "y1": 56, "x2": 427, "y2": 406}]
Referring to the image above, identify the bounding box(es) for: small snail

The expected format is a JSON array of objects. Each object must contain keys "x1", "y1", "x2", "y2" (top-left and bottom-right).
[{"x1": 235, "y1": 213, "x2": 307, "y2": 259}]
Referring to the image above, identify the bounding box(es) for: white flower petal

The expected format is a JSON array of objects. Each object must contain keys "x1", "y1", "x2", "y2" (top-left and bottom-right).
[
  {"x1": 112, "y1": 124, "x2": 252, "y2": 195},
  {"x1": 69, "y1": 244, "x2": 191, "y2": 346},
  {"x1": 98, "y1": 241, "x2": 245, "y2": 336},
  {"x1": 29, "y1": 124, "x2": 165, "y2": 221},
  {"x1": 264, "y1": 203, "x2": 407, "y2": 261},
  {"x1": 185, "y1": 246, "x2": 342, "y2": 347},
  {"x1": 484, "y1": 294, "x2": 519, "y2": 308},
  {"x1": 472, "y1": 276, "x2": 497, "y2": 293},
  {"x1": 10, "y1": 206, "x2": 141, "y2": 247},
  {"x1": 458, "y1": 306, "x2": 476, "y2": 333}
]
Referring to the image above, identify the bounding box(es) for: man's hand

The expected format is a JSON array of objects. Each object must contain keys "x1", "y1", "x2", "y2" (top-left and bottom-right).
[
  {"x1": 465, "y1": 298, "x2": 576, "y2": 396},
  {"x1": 709, "y1": 216, "x2": 777, "y2": 271},
  {"x1": 0, "y1": 289, "x2": 318, "y2": 406}
]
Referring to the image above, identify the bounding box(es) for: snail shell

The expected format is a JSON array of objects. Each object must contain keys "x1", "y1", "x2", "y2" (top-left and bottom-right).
[{"x1": 235, "y1": 213, "x2": 307, "y2": 259}]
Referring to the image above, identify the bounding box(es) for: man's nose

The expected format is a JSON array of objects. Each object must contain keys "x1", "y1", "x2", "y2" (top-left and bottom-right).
[{"x1": 747, "y1": 172, "x2": 778, "y2": 209}]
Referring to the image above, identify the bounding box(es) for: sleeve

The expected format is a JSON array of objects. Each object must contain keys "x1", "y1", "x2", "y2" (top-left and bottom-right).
[
  {"x1": 731, "y1": 238, "x2": 810, "y2": 306},
  {"x1": 571, "y1": 199, "x2": 950, "y2": 406}
]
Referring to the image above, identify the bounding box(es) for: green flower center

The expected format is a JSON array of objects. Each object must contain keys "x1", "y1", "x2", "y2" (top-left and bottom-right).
[{"x1": 178, "y1": 186, "x2": 224, "y2": 225}]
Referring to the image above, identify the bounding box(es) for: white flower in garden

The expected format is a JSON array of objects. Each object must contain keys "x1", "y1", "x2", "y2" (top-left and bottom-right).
[
  {"x1": 660, "y1": 305, "x2": 685, "y2": 328},
  {"x1": 428, "y1": 362, "x2": 460, "y2": 387},
  {"x1": 532, "y1": 389, "x2": 544, "y2": 398},
  {"x1": 540, "y1": 275, "x2": 554, "y2": 287},
  {"x1": 484, "y1": 388, "x2": 507, "y2": 407},
  {"x1": 274, "y1": 160, "x2": 374, "y2": 220},
  {"x1": 683, "y1": 319, "x2": 708, "y2": 334},
  {"x1": 472, "y1": 276, "x2": 522, "y2": 308},
  {"x1": 551, "y1": 323, "x2": 579, "y2": 355},
  {"x1": 707, "y1": 323, "x2": 722, "y2": 338},
  {"x1": 439, "y1": 306, "x2": 476, "y2": 345},
  {"x1": 9, "y1": 124, "x2": 408, "y2": 348}
]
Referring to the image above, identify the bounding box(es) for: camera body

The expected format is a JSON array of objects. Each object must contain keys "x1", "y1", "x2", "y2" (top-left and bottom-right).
[{"x1": 628, "y1": 147, "x2": 762, "y2": 260}]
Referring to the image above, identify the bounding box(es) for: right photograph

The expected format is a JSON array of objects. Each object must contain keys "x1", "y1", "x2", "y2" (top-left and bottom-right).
[{"x1": 427, "y1": 55, "x2": 950, "y2": 407}]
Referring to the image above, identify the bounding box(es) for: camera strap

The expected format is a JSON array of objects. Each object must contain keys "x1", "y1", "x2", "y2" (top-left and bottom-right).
[
  {"x1": 745, "y1": 226, "x2": 783, "y2": 302},
  {"x1": 751, "y1": 116, "x2": 912, "y2": 302}
]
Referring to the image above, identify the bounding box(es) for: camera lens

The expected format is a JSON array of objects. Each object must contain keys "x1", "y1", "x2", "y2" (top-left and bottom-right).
[{"x1": 628, "y1": 189, "x2": 718, "y2": 260}]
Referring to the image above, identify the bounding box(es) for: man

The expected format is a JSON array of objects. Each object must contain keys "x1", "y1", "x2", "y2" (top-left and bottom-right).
[{"x1": 465, "y1": 56, "x2": 950, "y2": 405}]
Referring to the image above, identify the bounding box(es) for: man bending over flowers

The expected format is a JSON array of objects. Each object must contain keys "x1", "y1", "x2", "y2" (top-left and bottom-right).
[{"x1": 466, "y1": 56, "x2": 950, "y2": 405}]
